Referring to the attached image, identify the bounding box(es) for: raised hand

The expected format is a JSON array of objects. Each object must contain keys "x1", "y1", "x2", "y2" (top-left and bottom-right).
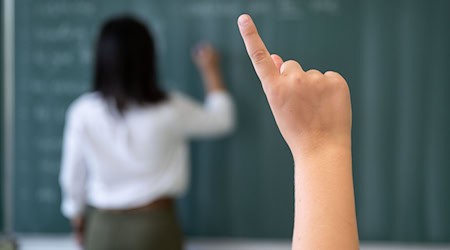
[
  {"x1": 192, "y1": 43, "x2": 225, "y2": 92},
  {"x1": 192, "y1": 43, "x2": 220, "y2": 72},
  {"x1": 237, "y1": 14, "x2": 358, "y2": 250},
  {"x1": 237, "y1": 14, "x2": 352, "y2": 156}
]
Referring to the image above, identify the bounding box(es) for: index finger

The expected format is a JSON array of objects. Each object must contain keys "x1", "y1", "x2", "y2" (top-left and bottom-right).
[{"x1": 238, "y1": 14, "x2": 279, "y2": 84}]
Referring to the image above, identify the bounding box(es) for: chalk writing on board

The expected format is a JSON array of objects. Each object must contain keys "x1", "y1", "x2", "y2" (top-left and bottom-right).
[
  {"x1": 33, "y1": 25, "x2": 90, "y2": 43},
  {"x1": 37, "y1": 188, "x2": 58, "y2": 204},
  {"x1": 32, "y1": 105, "x2": 67, "y2": 123},
  {"x1": 36, "y1": 1, "x2": 96, "y2": 17},
  {"x1": 32, "y1": 50, "x2": 76, "y2": 69},
  {"x1": 29, "y1": 79, "x2": 89, "y2": 95},
  {"x1": 33, "y1": 105, "x2": 51, "y2": 122},
  {"x1": 247, "y1": 2, "x2": 272, "y2": 15},
  {"x1": 18, "y1": 1, "x2": 96, "y2": 207},
  {"x1": 40, "y1": 158, "x2": 60, "y2": 174},
  {"x1": 78, "y1": 46, "x2": 93, "y2": 66},
  {"x1": 278, "y1": 0, "x2": 305, "y2": 20},
  {"x1": 309, "y1": 0, "x2": 340, "y2": 15},
  {"x1": 35, "y1": 138, "x2": 62, "y2": 153},
  {"x1": 53, "y1": 81, "x2": 90, "y2": 95},
  {"x1": 185, "y1": 2, "x2": 241, "y2": 17},
  {"x1": 277, "y1": 0, "x2": 341, "y2": 20}
]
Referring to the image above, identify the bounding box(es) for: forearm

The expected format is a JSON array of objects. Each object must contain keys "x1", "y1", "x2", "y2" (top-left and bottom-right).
[
  {"x1": 292, "y1": 142, "x2": 359, "y2": 250},
  {"x1": 200, "y1": 68, "x2": 226, "y2": 93}
]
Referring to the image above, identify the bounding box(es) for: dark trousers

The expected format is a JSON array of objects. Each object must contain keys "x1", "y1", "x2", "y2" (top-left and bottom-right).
[{"x1": 86, "y1": 206, "x2": 183, "y2": 250}]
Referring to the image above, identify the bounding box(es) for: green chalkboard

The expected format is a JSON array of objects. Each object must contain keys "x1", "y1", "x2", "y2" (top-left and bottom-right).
[
  {"x1": 14, "y1": 0, "x2": 362, "y2": 235},
  {"x1": 12, "y1": 0, "x2": 450, "y2": 241}
]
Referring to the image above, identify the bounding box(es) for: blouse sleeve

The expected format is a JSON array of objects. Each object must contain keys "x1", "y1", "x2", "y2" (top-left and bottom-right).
[
  {"x1": 174, "y1": 91, "x2": 236, "y2": 138},
  {"x1": 59, "y1": 102, "x2": 88, "y2": 219}
]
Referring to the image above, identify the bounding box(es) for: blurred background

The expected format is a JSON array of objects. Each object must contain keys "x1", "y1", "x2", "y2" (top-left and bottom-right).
[{"x1": 1, "y1": 0, "x2": 450, "y2": 249}]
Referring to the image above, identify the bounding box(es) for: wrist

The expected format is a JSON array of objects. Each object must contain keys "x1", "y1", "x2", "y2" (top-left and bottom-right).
[
  {"x1": 291, "y1": 135, "x2": 351, "y2": 165},
  {"x1": 206, "y1": 82, "x2": 226, "y2": 93},
  {"x1": 201, "y1": 69, "x2": 226, "y2": 92},
  {"x1": 200, "y1": 66, "x2": 220, "y2": 76}
]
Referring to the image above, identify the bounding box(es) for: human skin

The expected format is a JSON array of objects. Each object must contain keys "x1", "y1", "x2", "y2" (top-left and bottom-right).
[
  {"x1": 71, "y1": 216, "x2": 85, "y2": 246},
  {"x1": 192, "y1": 43, "x2": 226, "y2": 93},
  {"x1": 237, "y1": 14, "x2": 359, "y2": 250}
]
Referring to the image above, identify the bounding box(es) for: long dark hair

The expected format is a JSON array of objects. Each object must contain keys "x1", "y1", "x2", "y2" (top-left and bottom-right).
[{"x1": 93, "y1": 16, "x2": 167, "y2": 113}]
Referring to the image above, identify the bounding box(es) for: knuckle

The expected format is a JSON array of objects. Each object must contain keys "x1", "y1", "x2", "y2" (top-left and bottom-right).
[
  {"x1": 325, "y1": 71, "x2": 348, "y2": 88},
  {"x1": 324, "y1": 70, "x2": 339, "y2": 77},
  {"x1": 251, "y1": 49, "x2": 268, "y2": 64},
  {"x1": 285, "y1": 60, "x2": 300, "y2": 69},
  {"x1": 337, "y1": 80, "x2": 350, "y2": 93},
  {"x1": 306, "y1": 69, "x2": 322, "y2": 76},
  {"x1": 327, "y1": 77, "x2": 341, "y2": 86},
  {"x1": 325, "y1": 71, "x2": 345, "y2": 82},
  {"x1": 290, "y1": 72, "x2": 303, "y2": 83},
  {"x1": 285, "y1": 60, "x2": 297, "y2": 66},
  {"x1": 307, "y1": 70, "x2": 323, "y2": 82},
  {"x1": 281, "y1": 60, "x2": 303, "y2": 76},
  {"x1": 242, "y1": 25, "x2": 257, "y2": 37},
  {"x1": 325, "y1": 78, "x2": 349, "y2": 96}
]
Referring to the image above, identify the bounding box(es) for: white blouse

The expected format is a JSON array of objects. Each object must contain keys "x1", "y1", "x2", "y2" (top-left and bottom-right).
[{"x1": 60, "y1": 91, "x2": 235, "y2": 219}]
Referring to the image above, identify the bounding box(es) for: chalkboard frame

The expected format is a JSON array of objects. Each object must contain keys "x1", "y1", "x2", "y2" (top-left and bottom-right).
[
  {"x1": 2, "y1": 0, "x2": 15, "y2": 236},
  {"x1": 0, "y1": 0, "x2": 4, "y2": 234}
]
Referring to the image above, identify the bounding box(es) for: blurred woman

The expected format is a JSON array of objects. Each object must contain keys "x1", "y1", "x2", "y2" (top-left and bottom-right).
[{"x1": 59, "y1": 16, "x2": 235, "y2": 250}]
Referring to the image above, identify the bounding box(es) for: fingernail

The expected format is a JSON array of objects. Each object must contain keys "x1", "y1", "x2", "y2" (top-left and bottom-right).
[{"x1": 238, "y1": 14, "x2": 249, "y2": 27}]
